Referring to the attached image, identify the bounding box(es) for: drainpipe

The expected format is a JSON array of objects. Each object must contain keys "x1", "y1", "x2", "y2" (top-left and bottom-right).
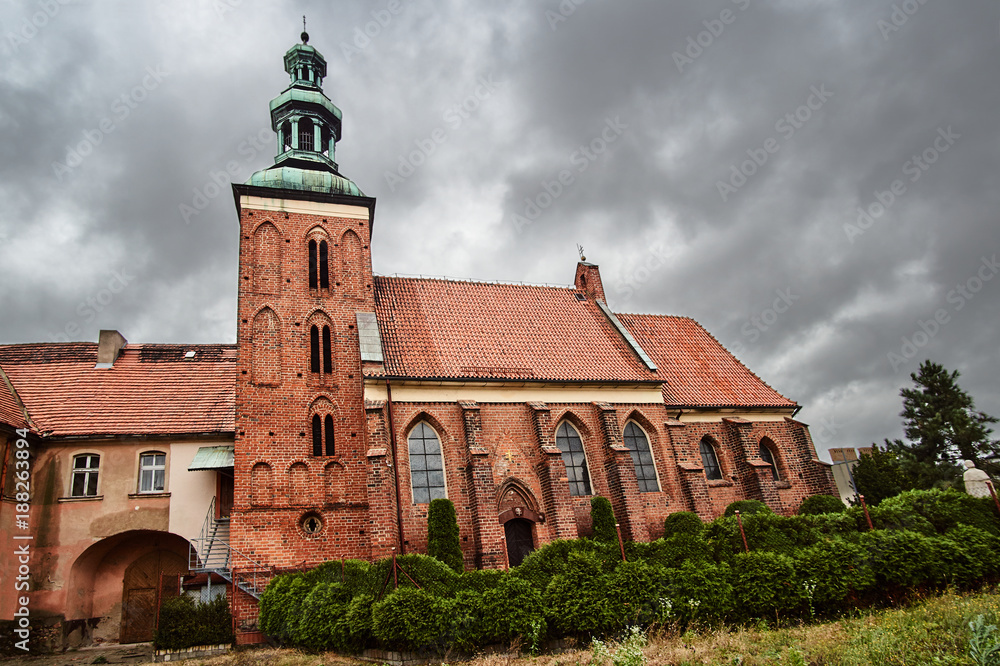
[{"x1": 385, "y1": 379, "x2": 406, "y2": 554}]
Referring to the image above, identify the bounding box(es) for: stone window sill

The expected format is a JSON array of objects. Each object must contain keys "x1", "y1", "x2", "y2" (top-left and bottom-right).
[
  {"x1": 707, "y1": 479, "x2": 734, "y2": 487},
  {"x1": 128, "y1": 492, "x2": 171, "y2": 499},
  {"x1": 775, "y1": 481, "x2": 792, "y2": 489},
  {"x1": 58, "y1": 495, "x2": 103, "y2": 503}
]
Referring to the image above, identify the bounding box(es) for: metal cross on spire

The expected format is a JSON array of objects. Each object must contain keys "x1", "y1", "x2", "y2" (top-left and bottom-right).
[{"x1": 301, "y1": 15, "x2": 309, "y2": 43}]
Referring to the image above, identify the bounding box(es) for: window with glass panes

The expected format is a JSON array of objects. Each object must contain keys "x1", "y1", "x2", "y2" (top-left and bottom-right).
[
  {"x1": 408, "y1": 422, "x2": 446, "y2": 504},
  {"x1": 138, "y1": 452, "x2": 166, "y2": 493},
  {"x1": 623, "y1": 422, "x2": 659, "y2": 492},
  {"x1": 71, "y1": 454, "x2": 100, "y2": 497},
  {"x1": 759, "y1": 443, "x2": 781, "y2": 481},
  {"x1": 699, "y1": 438, "x2": 723, "y2": 480},
  {"x1": 556, "y1": 422, "x2": 591, "y2": 496}
]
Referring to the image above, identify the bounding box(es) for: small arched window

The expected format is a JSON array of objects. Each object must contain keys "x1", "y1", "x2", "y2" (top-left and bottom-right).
[
  {"x1": 311, "y1": 414, "x2": 335, "y2": 456},
  {"x1": 623, "y1": 422, "x2": 659, "y2": 492},
  {"x1": 759, "y1": 442, "x2": 781, "y2": 481},
  {"x1": 319, "y1": 240, "x2": 329, "y2": 289},
  {"x1": 408, "y1": 422, "x2": 446, "y2": 504},
  {"x1": 310, "y1": 324, "x2": 333, "y2": 375},
  {"x1": 699, "y1": 437, "x2": 723, "y2": 481},
  {"x1": 308, "y1": 239, "x2": 318, "y2": 289},
  {"x1": 299, "y1": 118, "x2": 314, "y2": 151},
  {"x1": 556, "y1": 422, "x2": 591, "y2": 496}
]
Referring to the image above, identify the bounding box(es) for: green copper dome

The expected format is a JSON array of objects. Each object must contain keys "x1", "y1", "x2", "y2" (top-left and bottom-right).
[
  {"x1": 246, "y1": 31, "x2": 364, "y2": 197},
  {"x1": 248, "y1": 165, "x2": 364, "y2": 196}
]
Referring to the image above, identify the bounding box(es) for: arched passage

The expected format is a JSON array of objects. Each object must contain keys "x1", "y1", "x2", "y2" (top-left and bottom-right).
[
  {"x1": 497, "y1": 479, "x2": 541, "y2": 566},
  {"x1": 66, "y1": 530, "x2": 191, "y2": 645}
]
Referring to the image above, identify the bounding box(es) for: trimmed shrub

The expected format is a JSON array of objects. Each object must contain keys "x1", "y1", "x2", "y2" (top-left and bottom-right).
[
  {"x1": 309, "y1": 558, "x2": 373, "y2": 594},
  {"x1": 259, "y1": 573, "x2": 310, "y2": 642},
  {"x1": 663, "y1": 511, "x2": 704, "y2": 537},
  {"x1": 859, "y1": 529, "x2": 935, "y2": 590},
  {"x1": 481, "y1": 575, "x2": 546, "y2": 645},
  {"x1": 625, "y1": 534, "x2": 711, "y2": 568},
  {"x1": 945, "y1": 524, "x2": 1000, "y2": 579},
  {"x1": 332, "y1": 593, "x2": 375, "y2": 654},
  {"x1": 295, "y1": 582, "x2": 350, "y2": 650},
  {"x1": 874, "y1": 489, "x2": 999, "y2": 536},
  {"x1": 793, "y1": 539, "x2": 874, "y2": 613},
  {"x1": 590, "y1": 496, "x2": 618, "y2": 544},
  {"x1": 662, "y1": 561, "x2": 733, "y2": 625},
  {"x1": 926, "y1": 535, "x2": 984, "y2": 588},
  {"x1": 368, "y1": 553, "x2": 460, "y2": 598},
  {"x1": 449, "y1": 589, "x2": 487, "y2": 652},
  {"x1": 371, "y1": 587, "x2": 454, "y2": 652},
  {"x1": 153, "y1": 595, "x2": 233, "y2": 650},
  {"x1": 798, "y1": 494, "x2": 847, "y2": 516},
  {"x1": 457, "y1": 568, "x2": 504, "y2": 593},
  {"x1": 724, "y1": 499, "x2": 773, "y2": 517},
  {"x1": 607, "y1": 560, "x2": 667, "y2": 628},
  {"x1": 428, "y1": 498, "x2": 464, "y2": 573},
  {"x1": 512, "y1": 538, "x2": 619, "y2": 591},
  {"x1": 730, "y1": 551, "x2": 804, "y2": 620},
  {"x1": 544, "y1": 550, "x2": 615, "y2": 638}
]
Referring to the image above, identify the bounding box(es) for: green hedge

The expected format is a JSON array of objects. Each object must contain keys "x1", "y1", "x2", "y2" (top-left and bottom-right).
[
  {"x1": 257, "y1": 488, "x2": 1000, "y2": 654},
  {"x1": 153, "y1": 595, "x2": 233, "y2": 650},
  {"x1": 590, "y1": 496, "x2": 618, "y2": 544},
  {"x1": 798, "y1": 494, "x2": 847, "y2": 516}
]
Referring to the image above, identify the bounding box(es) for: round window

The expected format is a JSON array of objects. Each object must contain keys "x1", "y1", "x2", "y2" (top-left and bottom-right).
[{"x1": 300, "y1": 512, "x2": 323, "y2": 536}]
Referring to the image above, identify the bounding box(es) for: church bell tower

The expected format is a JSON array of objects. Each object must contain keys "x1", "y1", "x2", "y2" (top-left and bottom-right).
[{"x1": 229, "y1": 29, "x2": 378, "y2": 569}]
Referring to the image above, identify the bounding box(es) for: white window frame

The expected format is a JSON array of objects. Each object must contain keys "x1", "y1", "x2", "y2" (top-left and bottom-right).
[
  {"x1": 407, "y1": 422, "x2": 447, "y2": 504},
  {"x1": 70, "y1": 453, "x2": 101, "y2": 497},
  {"x1": 138, "y1": 451, "x2": 167, "y2": 493},
  {"x1": 623, "y1": 420, "x2": 661, "y2": 493}
]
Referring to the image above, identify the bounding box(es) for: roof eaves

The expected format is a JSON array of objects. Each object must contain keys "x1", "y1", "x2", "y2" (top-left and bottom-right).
[{"x1": 0, "y1": 364, "x2": 34, "y2": 431}]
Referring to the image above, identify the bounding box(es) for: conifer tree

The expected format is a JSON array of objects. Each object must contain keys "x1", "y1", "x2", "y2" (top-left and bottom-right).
[
  {"x1": 887, "y1": 360, "x2": 999, "y2": 487},
  {"x1": 427, "y1": 498, "x2": 464, "y2": 572},
  {"x1": 589, "y1": 496, "x2": 618, "y2": 544}
]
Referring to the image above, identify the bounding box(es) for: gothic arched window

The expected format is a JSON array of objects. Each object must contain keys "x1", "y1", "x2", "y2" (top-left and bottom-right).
[
  {"x1": 556, "y1": 422, "x2": 591, "y2": 496},
  {"x1": 408, "y1": 422, "x2": 446, "y2": 504},
  {"x1": 759, "y1": 441, "x2": 781, "y2": 481},
  {"x1": 699, "y1": 437, "x2": 723, "y2": 481},
  {"x1": 623, "y1": 422, "x2": 659, "y2": 492}
]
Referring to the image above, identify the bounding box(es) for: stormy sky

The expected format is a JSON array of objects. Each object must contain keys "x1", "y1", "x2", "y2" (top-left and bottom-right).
[{"x1": 0, "y1": 0, "x2": 997, "y2": 461}]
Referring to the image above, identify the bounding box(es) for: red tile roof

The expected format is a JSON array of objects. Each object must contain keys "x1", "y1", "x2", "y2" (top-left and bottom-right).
[
  {"x1": 0, "y1": 343, "x2": 236, "y2": 438},
  {"x1": 0, "y1": 367, "x2": 29, "y2": 430},
  {"x1": 372, "y1": 277, "x2": 659, "y2": 383},
  {"x1": 616, "y1": 314, "x2": 796, "y2": 409}
]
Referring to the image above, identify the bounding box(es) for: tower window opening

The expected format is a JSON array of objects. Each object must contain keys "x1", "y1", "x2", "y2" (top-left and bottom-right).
[
  {"x1": 299, "y1": 119, "x2": 314, "y2": 151},
  {"x1": 311, "y1": 413, "x2": 335, "y2": 456},
  {"x1": 324, "y1": 414, "x2": 335, "y2": 455},
  {"x1": 312, "y1": 414, "x2": 322, "y2": 456},
  {"x1": 319, "y1": 240, "x2": 329, "y2": 288},
  {"x1": 322, "y1": 325, "x2": 332, "y2": 373},
  {"x1": 308, "y1": 239, "x2": 318, "y2": 289},
  {"x1": 310, "y1": 325, "x2": 320, "y2": 374}
]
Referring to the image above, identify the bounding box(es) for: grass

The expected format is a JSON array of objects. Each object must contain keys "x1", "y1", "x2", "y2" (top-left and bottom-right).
[{"x1": 162, "y1": 588, "x2": 1000, "y2": 666}]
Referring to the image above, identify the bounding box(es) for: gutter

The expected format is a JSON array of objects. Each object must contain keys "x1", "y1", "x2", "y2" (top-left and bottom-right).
[{"x1": 385, "y1": 378, "x2": 405, "y2": 554}]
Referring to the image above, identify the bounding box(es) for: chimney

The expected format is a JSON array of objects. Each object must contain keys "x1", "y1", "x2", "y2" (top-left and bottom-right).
[
  {"x1": 574, "y1": 262, "x2": 606, "y2": 303},
  {"x1": 96, "y1": 330, "x2": 127, "y2": 368}
]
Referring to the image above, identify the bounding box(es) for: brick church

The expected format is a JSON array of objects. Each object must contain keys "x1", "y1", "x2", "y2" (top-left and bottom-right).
[{"x1": 0, "y1": 34, "x2": 836, "y2": 649}]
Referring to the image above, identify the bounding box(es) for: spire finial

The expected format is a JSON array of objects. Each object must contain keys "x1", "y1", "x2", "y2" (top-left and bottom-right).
[
  {"x1": 301, "y1": 15, "x2": 309, "y2": 43},
  {"x1": 577, "y1": 243, "x2": 586, "y2": 262}
]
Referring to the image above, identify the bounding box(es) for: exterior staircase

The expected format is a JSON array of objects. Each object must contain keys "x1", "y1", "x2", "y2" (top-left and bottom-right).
[{"x1": 188, "y1": 498, "x2": 272, "y2": 599}]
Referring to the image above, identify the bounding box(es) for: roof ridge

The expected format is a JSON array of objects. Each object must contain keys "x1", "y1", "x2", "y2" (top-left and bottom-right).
[{"x1": 376, "y1": 273, "x2": 577, "y2": 291}]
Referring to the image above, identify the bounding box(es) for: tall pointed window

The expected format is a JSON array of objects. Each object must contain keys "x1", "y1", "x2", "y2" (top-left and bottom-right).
[
  {"x1": 699, "y1": 437, "x2": 723, "y2": 481},
  {"x1": 408, "y1": 422, "x2": 446, "y2": 504},
  {"x1": 310, "y1": 325, "x2": 320, "y2": 373},
  {"x1": 312, "y1": 414, "x2": 335, "y2": 456},
  {"x1": 556, "y1": 422, "x2": 591, "y2": 496},
  {"x1": 322, "y1": 326, "x2": 332, "y2": 373},
  {"x1": 623, "y1": 422, "x2": 659, "y2": 492},
  {"x1": 308, "y1": 239, "x2": 318, "y2": 289},
  {"x1": 759, "y1": 442, "x2": 781, "y2": 481},
  {"x1": 319, "y1": 240, "x2": 329, "y2": 289}
]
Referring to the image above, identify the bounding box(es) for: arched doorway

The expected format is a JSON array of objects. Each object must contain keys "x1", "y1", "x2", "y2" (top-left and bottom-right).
[
  {"x1": 497, "y1": 479, "x2": 541, "y2": 567},
  {"x1": 121, "y1": 549, "x2": 187, "y2": 643},
  {"x1": 504, "y1": 518, "x2": 535, "y2": 566}
]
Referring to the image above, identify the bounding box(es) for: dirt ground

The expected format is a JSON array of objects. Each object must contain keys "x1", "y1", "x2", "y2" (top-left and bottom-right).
[{"x1": 0, "y1": 643, "x2": 154, "y2": 666}]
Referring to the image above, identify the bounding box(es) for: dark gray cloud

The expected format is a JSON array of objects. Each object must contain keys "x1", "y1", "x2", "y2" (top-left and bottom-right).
[{"x1": 1, "y1": 0, "x2": 997, "y2": 460}]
